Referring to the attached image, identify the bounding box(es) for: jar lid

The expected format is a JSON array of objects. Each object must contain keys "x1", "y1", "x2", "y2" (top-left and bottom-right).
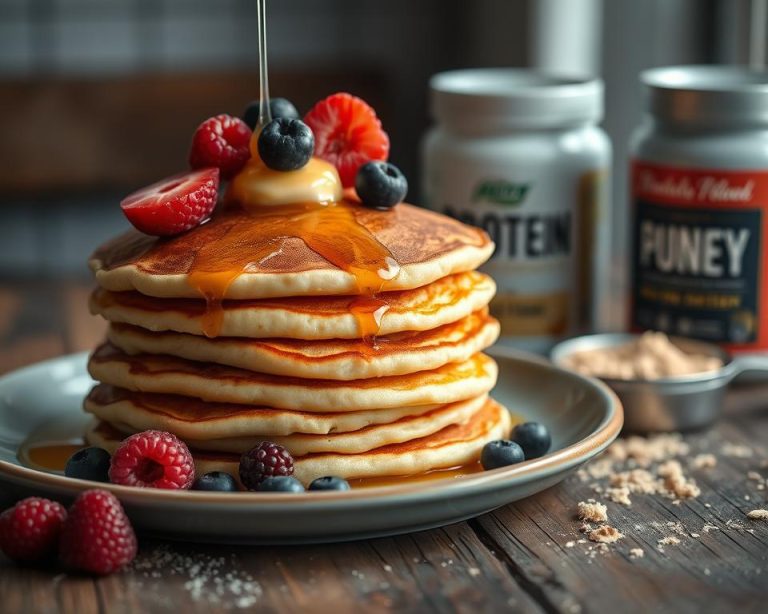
[
  {"x1": 642, "y1": 65, "x2": 768, "y2": 127},
  {"x1": 429, "y1": 69, "x2": 603, "y2": 129}
]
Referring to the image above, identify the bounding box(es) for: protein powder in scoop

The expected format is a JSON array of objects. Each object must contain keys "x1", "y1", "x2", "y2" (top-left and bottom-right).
[
  {"x1": 631, "y1": 66, "x2": 768, "y2": 354},
  {"x1": 422, "y1": 69, "x2": 611, "y2": 353}
]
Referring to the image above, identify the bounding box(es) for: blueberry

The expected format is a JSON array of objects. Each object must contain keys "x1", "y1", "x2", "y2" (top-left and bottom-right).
[
  {"x1": 308, "y1": 476, "x2": 351, "y2": 491},
  {"x1": 510, "y1": 422, "x2": 551, "y2": 459},
  {"x1": 257, "y1": 118, "x2": 314, "y2": 171},
  {"x1": 191, "y1": 471, "x2": 239, "y2": 492},
  {"x1": 480, "y1": 440, "x2": 525, "y2": 470},
  {"x1": 355, "y1": 161, "x2": 408, "y2": 210},
  {"x1": 243, "y1": 97, "x2": 300, "y2": 129},
  {"x1": 256, "y1": 476, "x2": 305, "y2": 493},
  {"x1": 64, "y1": 447, "x2": 111, "y2": 482}
]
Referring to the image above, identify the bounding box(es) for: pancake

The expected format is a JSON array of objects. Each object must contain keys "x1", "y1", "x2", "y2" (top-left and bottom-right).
[
  {"x1": 85, "y1": 397, "x2": 512, "y2": 484},
  {"x1": 90, "y1": 202, "x2": 493, "y2": 300},
  {"x1": 90, "y1": 271, "x2": 496, "y2": 341},
  {"x1": 87, "y1": 344, "x2": 498, "y2": 411},
  {"x1": 89, "y1": 391, "x2": 487, "y2": 455},
  {"x1": 85, "y1": 384, "x2": 478, "y2": 437},
  {"x1": 105, "y1": 310, "x2": 499, "y2": 380}
]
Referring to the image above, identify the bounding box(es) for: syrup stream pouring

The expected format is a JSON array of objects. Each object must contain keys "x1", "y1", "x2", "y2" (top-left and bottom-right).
[
  {"x1": 256, "y1": 0, "x2": 272, "y2": 128},
  {"x1": 551, "y1": 333, "x2": 768, "y2": 433}
]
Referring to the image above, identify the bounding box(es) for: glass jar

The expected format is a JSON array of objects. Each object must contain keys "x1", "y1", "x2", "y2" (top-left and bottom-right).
[
  {"x1": 422, "y1": 69, "x2": 611, "y2": 353},
  {"x1": 630, "y1": 65, "x2": 768, "y2": 354}
]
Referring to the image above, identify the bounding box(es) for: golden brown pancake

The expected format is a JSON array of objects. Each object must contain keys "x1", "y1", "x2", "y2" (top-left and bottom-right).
[
  {"x1": 105, "y1": 310, "x2": 499, "y2": 380},
  {"x1": 89, "y1": 271, "x2": 496, "y2": 340},
  {"x1": 85, "y1": 397, "x2": 512, "y2": 484},
  {"x1": 87, "y1": 343, "x2": 498, "y2": 411},
  {"x1": 86, "y1": 388, "x2": 488, "y2": 455},
  {"x1": 90, "y1": 203, "x2": 493, "y2": 300}
]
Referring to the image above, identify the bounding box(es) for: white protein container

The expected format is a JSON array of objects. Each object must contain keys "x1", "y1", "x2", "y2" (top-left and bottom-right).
[{"x1": 422, "y1": 69, "x2": 611, "y2": 353}]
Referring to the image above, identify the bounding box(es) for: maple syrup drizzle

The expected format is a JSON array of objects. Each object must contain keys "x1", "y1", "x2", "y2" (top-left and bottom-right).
[
  {"x1": 348, "y1": 462, "x2": 484, "y2": 489},
  {"x1": 187, "y1": 201, "x2": 400, "y2": 340},
  {"x1": 20, "y1": 442, "x2": 84, "y2": 473}
]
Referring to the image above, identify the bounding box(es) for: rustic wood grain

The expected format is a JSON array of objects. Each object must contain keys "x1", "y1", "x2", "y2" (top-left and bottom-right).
[{"x1": 0, "y1": 282, "x2": 767, "y2": 613}]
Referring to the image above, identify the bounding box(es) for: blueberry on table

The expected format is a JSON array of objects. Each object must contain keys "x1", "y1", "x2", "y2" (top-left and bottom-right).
[
  {"x1": 510, "y1": 422, "x2": 551, "y2": 459},
  {"x1": 256, "y1": 476, "x2": 305, "y2": 493},
  {"x1": 257, "y1": 118, "x2": 315, "y2": 171},
  {"x1": 355, "y1": 161, "x2": 408, "y2": 210},
  {"x1": 480, "y1": 440, "x2": 525, "y2": 470},
  {"x1": 64, "y1": 447, "x2": 111, "y2": 482},
  {"x1": 308, "y1": 476, "x2": 351, "y2": 491},
  {"x1": 243, "y1": 97, "x2": 300, "y2": 129},
  {"x1": 191, "y1": 471, "x2": 239, "y2": 492}
]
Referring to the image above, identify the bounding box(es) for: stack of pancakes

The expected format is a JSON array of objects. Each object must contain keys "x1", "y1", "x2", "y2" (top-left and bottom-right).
[{"x1": 85, "y1": 203, "x2": 509, "y2": 484}]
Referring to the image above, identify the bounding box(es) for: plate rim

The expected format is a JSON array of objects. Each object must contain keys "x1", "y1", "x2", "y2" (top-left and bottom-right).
[{"x1": 0, "y1": 349, "x2": 624, "y2": 509}]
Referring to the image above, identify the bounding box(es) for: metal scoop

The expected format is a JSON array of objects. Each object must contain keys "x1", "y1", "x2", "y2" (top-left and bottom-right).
[{"x1": 550, "y1": 333, "x2": 768, "y2": 432}]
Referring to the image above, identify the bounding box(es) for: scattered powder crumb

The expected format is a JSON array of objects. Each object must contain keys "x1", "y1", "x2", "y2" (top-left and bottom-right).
[
  {"x1": 468, "y1": 567, "x2": 481, "y2": 577},
  {"x1": 725, "y1": 518, "x2": 755, "y2": 533},
  {"x1": 658, "y1": 536, "x2": 681, "y2": 546},
  {"x1": 565, "y1": 541, "x2": 576, "y2": 548},
  {"x1": 605, "y1": 487, "x2": 632, "y2": 506},
  {"x1": 702, "y1": 524, "x2": 719, "y2": 533},
  {"x1": 658, "y1": 460, "x2": 701, "y2": 499},
  {"x1": 607, "y1": 433, "x2": 689, "y2": 467},
  {"x1": 588, "y1": 525, "x2": 623, "y2": 544},
  {"x1": 704, "y1": 568, "x2": 711, "y2": 576},
  {"x1": 721, "y1": 442, "x2": 753, "y2": 458},
  {"x1": 746, "y1": 509, "x2": 768, "y2": 520},
  {"x1": 629, "y1": 548, "x2": 644, "y2": 559},
  {"x1": 705, "y1": 503, "x2": 712, "y2": 508},
  {"x1": 577, "y1": 500, "x2": 608, "y2": 523},
  {"x1": 383, "y1": 564, "x2": 392, "y2": 573},
  {"x1": 691, "y1": 454, "x2": 717, "y2": 470},
  {"x1": 610, "y1": 469, "x2": 658, "y2": 494},
  {"x1": 577, "y1": 539, "x2": 587, "y2": 544},
  {"x1": 690, "y1": 533, "x2": 700, "y2": 538},
  {"x1": 129, "y1": 546, "x2": 262, "y2": 609}
]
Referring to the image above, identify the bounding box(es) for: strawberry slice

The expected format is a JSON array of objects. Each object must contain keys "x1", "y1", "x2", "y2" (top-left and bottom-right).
[
  {"x1": 120, "y1": 168, "x2": 219, "y2": 237},
  {"x1": 304, "y1": 93, "x2": 389, "y2": 188}
]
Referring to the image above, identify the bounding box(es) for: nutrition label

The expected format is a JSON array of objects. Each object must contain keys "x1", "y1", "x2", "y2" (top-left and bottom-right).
[{"x1": 631, "y1": 163, "x2": 767, "y2": 352}]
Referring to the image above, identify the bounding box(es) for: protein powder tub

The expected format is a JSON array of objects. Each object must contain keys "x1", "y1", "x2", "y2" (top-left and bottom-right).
[
  {"x1": 422, "y1": 69, "x2": 611, "y2": 353},
  {"x1": 631, "y1": 66, "x2": 768, "y2": 354}
]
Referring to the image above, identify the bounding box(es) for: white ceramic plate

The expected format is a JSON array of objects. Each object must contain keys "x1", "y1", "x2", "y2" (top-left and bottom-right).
[{"x1": 0, "y1": 349, "x2": 622, "y2": 544}]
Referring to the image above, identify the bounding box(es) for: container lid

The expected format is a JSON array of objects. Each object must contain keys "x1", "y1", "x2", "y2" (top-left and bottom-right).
[
  {"x1": 642, "y1": 65, "x2": 768, "y2": 127},
  {"x1": 429, "y1": 68, "x2": 603, "y2": 129}
]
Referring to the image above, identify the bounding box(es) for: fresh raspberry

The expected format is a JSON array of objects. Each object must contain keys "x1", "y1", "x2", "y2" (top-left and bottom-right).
[
  {"x1": 304, "y1": 93, "x2": 390, "y2": 188},
  {"x1": 239, "y1": 442, "x2": 294, "y2": 491},
  {"x1": 189, "y1": 114, "x2": 252, "y2": 179},
  {"x1": 109, "y1": 430, "x2": 195, "y2": 490},
  {"x1": 0, "y1": 497, "x2": 67, "y2": 562},
  {"x1": 120, "y1": 168, "x2": 219, "y2": 237},
  {"x1": 59, "y1": 490, "x2": 137, "y2": 575}
]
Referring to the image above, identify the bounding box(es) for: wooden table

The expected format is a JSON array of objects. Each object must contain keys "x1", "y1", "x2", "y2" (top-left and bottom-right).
[{"x1": 1, "y1": 281, "x2": 767, "y2": 614}]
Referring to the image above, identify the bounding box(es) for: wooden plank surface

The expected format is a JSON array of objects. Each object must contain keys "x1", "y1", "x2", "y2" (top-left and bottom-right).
[{"x1": 0, "y1": 282, "x2": 766, "y2": 614}]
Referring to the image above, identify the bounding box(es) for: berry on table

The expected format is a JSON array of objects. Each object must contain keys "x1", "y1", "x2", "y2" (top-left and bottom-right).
[
  {"x1": 355, "y1": 161, "x2": 408, "y2": 210},
  {"x1": 480, "y1": 440, "x2": 526, "y2": 470},
  {"x1": 0, "y1": 497, "x2": 67, "y2": 562},
  {"x1": 191, "y1": 471, "x2": 239, "y2": 492},
  {"x1": 109, "y1": 430, "x2": 195, "y2": 490},
  {"x1": 59, "y1": 489, "x2": 137, "y2": 575},
  {"x1": 304, "y1": 92, "x2": 390, "y2": 188},
  {"x1": 243, "y1": 97, "x2": 300, "y2": 128},
  {"x1": 120, "y1": 168, "x2": 220, "y2": 237},
  {"x1": 188, "y1": 114, "x2": 251, "y2": 179},
  {"x1": 257, "y1": 118, "x2": 315, "y2": 171},
  {"x1": 257, "y1": 476, "x2": 305, "y2": 493},
  {"x1": 239, "y1": 442, "x2": 294, "y2": 491},
  {"x1": 65, "y1": 447, "x2": 111, "y2": 483},
  {"x1": 510, "y1": 422, "x2": 551, "y2": 459},
  {"x1": 308, "y1": 476, "x2": 351, "y2": 491}
]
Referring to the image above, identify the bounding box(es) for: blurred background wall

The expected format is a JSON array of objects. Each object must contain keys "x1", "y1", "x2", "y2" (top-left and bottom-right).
[{"x1": 0, "y1": 0, "x2": 765, "y2": 280}]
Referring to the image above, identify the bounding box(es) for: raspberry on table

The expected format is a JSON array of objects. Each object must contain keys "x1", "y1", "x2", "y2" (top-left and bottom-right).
[
  {"x1": 189, "y1": 113, "x2": 252, "y2": 179},
  {"x1": 109, "y1": 430, "x2": 195, "y2": 490},
  {"x1": 304, "y1": 92, "x2": 390, "y2": 188},
  {"x1": 239, "y1": 442, "x2": 295, "y2": 491},
  {"x1": 59, "y1": 489, "x2": 137, "y2": 575},
  {"x1": 0, "y1": 497, "x2": 67, "y2": 562}
]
